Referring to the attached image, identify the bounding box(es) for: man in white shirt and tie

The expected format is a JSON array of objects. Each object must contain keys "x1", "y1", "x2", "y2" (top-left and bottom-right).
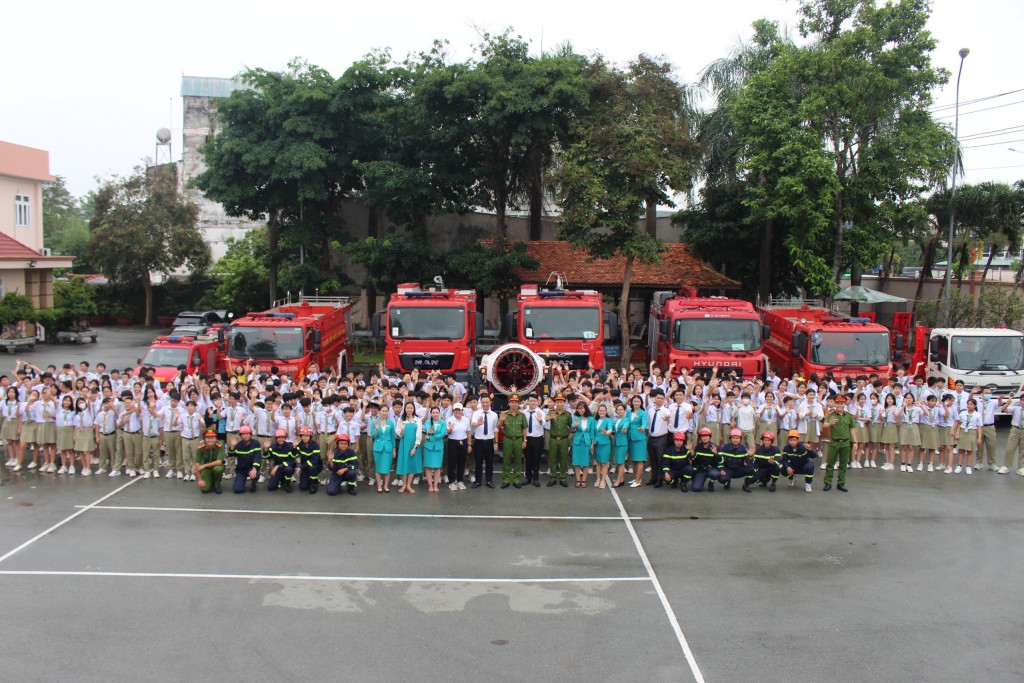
[
  {"x1": 523, "y1": 394, "x2": 547, "y2": 487},
  {"x1": 646, "y1": 390, "x2": 671, "y2": 488},
  {"x1": 470, "y1": 394, "x2": 498, "y2": 488}
]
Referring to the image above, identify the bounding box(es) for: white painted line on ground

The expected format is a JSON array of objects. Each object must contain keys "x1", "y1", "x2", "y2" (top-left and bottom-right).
[
  {"x1": 0, "y1": 478, "x2": 141, "y2": 565},
  {"x1": 78, "y1": 504, "x2": 640, "y2": 521},
  {"x1": 609, "y1": 485, "x2": 706, "y2": 683},
  {"x1": 0, "y1": 570, "x2": 651, "y2": 584}
]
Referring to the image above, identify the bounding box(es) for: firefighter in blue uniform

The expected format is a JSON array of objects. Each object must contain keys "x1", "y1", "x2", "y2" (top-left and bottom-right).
[
  {"x1": 750, "y1": 431, "x2": 782, "y2": 491},
  {"x1": 661, "y1": 432, "x2": 694, "y2": 492},
  {"x1": 267, "y1": 428, "x2": 296, "y2": 493},
  {"x1": 718, "y1": 428, "x2": 755, "y2": 492},
  {"x1": 231, "y1": 425, "x2": 262, "y2": 494},
  {"x1": 296, "y1": 426, "x2": 323, "y2": 494},
  {"x1": 690, "y1": 427, "x2": 723, "y2": 492},
  {"x1": 326, "y1": 433, "x2": 359, "y2": 496},
  {"x1": 780, "y1": 429, "x2": 818, "y2": 493}
]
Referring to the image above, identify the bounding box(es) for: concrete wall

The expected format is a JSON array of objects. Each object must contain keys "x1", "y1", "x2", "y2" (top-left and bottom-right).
[{"x1": 0, "y1": 174, "x2": 44, "y2": 252}]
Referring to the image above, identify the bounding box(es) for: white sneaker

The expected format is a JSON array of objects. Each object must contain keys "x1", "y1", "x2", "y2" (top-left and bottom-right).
[
  {"x1": 629, "y1": 480, "x2": 642, "y2": 488},
  {"x1": 457, "y1": 481, "x2": 467, "y2": 490},
  {"x1": 152, "y1": 470, "x2": 160, "y2": 478},
  {"x1": 442, "y1": 475, "x2": 448, "y2": 484},
  {"x1": 126, "y1": 468, "x2": 136, "y2": 477},
  {"x1": 391, "y1": 477, "x2": 400, "y2": 486},
  {"x1": 109, "y1": 470, "x2": 121, "y2": 477},
  {"x1": 899, "y1": 464, "x2": 906, "y2": 472},
  {"x1": 96, "y1": 468, "x2": 108, "y2": 475},
  {"x1": 142, "y1": 471, "x2": 151, "y2": 479},
  {"x1": 357, "y1": 473, "x2": 365, "y2": 481},
  {"x1": 997, "y1": 466, "x2": 1009, "y2": 474},
  {"x1": 258, "y1": 475, "x2": 266, "y2": 483},
  {"x1": 413, "y1": 476, "x2": 420, "y2": 485},
  {"x1": 449, "y1": 482, "x2": 459, "y2": 491},
  {"x1": 805, "y1": 483, "x2": 813, "y2": 493},
  {"x1": 820, "y1": 463, "x2": 827, "y2": 470},
  {"x1": 927, "y1": 464, "x2": 934, "y2": 472},
  {"x1": 82, "y1": 468, "x2": 92, "y2": 476},
  {"x1": 975, "y1": 464, "x2": 986, "y2": 471},
  {"x1": 69, "y1": 466, "x2": 76, "y2": 475},
  {"x1": 57, "y1": 466, "x2": 67, "y2": 475},
  {"x1": 954, "y1": 466, "x2": 962, "y2": 474},
  {"x1": 965, "y1": 467, "x2": 973, "y2": 475},
  {"x1": 788, "y1": 477, "x2": 795, "y2": 487},
  {"x1": 223, "y1": 472, "x2": 234, "y2": 479},
  {"x1": 870, "y1": 460, "x2": 877, "y2": 468},
  {"x1": 945, "y1": 466, "x2": 953, "y2": 474},
  {"x1": 906, "y1": 466, "x2": 913, "y2": 474},
  {"x1": 916, "y1": 463, "x2": 923, "y2": 471},
  {"x1": 13, "y1": 463, "x2": 22, "y2": 472},
  {"x1": 27, "y1": 461, "x2": 37, "y2": 470},
  {"x1": 1017, "y1": 467, "x2": 1024, "y2": 476},
  {"x1": 4, "y1": 458, "x2": 13, "y2": 466},
  {"x1": 176, "y1": 471, "x2": 184, "y2": 479},
  {"x1": 833, "y1": 463, "x2": 838, "y2": 470}
]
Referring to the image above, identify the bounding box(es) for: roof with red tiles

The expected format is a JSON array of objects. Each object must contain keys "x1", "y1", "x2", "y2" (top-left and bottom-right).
[
  {"x1": 485, "y1": 241, "x2": 739, "y2": 289},
  {"x1": 0, "y1": 232, "x2": 73, "y2": 264}
]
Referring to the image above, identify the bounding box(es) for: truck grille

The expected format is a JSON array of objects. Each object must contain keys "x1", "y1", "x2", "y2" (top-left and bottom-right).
[{"x1": 400, "y1": 353, "x2": 455, "y2": 371}]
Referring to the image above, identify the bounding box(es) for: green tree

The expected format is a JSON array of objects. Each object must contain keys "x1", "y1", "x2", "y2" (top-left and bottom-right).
[
  {"x1": 42, "y1": 176, "x2": 90, "y2": 264},
  {"x1": 556, "y1": 55, "x2": 701, "y2": 361},
  {"x1": 87, "y1": 166, "x2": 209, "y2": 326},
  {"x1": 199, "y1": 227, "x2": 271, "y2": 314},
  {"x1": 344, "y1": 236, "x2": 443, "y2": 306},
  {"x1": 0, "y1": 293, "x2": 37, "y2": 339},
  {"x1": 52, "y1": 278, "x2": 98, "y2": 330},
  {"x1": 444, "y1": 242, "x2": 538, "y2": 312}
]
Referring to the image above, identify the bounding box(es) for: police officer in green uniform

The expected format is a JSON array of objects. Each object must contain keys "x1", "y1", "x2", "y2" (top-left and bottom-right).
[
  {"x1": 824, "y1": 395, "x2": 855, "y2": 492},
  {"x1": 500, "y1": 394, "x2": 527, "y2": 489},
  {"x1": 546, "y1": 395, "x2": 572, "y2": 487},
  {"x1": 195, "y1": 429, "x2": 225, "y2": 494}
]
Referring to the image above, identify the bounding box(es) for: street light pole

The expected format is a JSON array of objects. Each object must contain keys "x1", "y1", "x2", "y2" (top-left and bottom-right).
[{"x1": 942, "y1": 47, "x2": 970, "y2": 326}]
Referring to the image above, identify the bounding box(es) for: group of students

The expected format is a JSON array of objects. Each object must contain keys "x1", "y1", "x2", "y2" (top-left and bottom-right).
[{"x1": 3, "y1": 356, "x2": 1023, "y2": 497}]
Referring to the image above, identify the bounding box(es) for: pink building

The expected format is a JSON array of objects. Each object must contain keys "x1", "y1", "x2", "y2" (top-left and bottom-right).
[{"x1": 0, "y1": 141, "x2": 74, "y2": 308}]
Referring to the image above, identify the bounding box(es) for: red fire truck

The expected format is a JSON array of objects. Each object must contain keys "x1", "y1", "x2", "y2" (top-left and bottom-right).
[
  {"x1": 225, "y1": 296, "x2": 354, "y2": 379},
  {"x1": 372, "y1": 280, "x2": 483, "y2": 383},
  {"x1": 503, "y1": 279, "x2": 618, "y2": 372},
  {"x1": 648, "y1": 286, "x2": 769, "y2": 378},
  {"x1": 759, "y1": 302, "x2": 898, "y2": 381},
  {"x1": 137, "y1": 334, "x2": 227, "y2": 384}
]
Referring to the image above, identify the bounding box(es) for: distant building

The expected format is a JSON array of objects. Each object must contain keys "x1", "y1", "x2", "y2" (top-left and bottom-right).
[
  {"x1": 178, "y1": 76, "x2": 263, "y2": 261},
  {"x1": 0, "y1": 141, "x2": 75, "y2": 308}
]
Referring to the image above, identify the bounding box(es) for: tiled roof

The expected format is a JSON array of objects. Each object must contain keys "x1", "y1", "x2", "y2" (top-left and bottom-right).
[
  {"x1": 486, "y1": 241, "x2": 739, "y2": 289},
  {"x1": 0, "y1": 232, "x2": 73, "y2": 264}
]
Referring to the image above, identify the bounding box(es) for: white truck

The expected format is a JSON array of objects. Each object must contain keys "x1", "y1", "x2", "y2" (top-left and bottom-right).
[{"x1": 917, "y1": 327, "x2": 1024, "y2": 402}]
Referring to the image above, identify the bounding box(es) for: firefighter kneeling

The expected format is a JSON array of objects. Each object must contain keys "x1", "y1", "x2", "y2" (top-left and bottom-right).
[
  {"x1": 750, "y1": 431, "x2": 781, "y2": 492},
  {"x1": 690, "y1": 428, "x2": 722, "y2": 492},
  {"x1": 780, "y1": 429, "x2": 818, "y2": 493},
  {"x1": 661, "y1": 432, "x2": 693, "y2": 492},
  {"x1": 327, "y1": 433, "x2": 359, "y2": 496},
  {"x1": 719, "y1": 428, "x2": 755, "y2": 492}
]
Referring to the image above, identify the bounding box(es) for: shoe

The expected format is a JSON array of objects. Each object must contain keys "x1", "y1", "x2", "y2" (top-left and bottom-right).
[
  {"x1": 57, "y1": 466, "x2": 67, "y2": 475},
  {"x1": 547, "y1": 479, "x2": 557, "y2": 487},
  {"x1": 805, "y1": 483, "x2": 813, "y2": 493},
  {"x1": 1017, "y1": 468, "x2": 1024, "y2": 476},
  {"x1": 109, "y1": 471, "x2": 121, "y2": 477},
  {"x1": 82, "y1": 469, "x2": 92, "y2": 477},
  {"x1": 954, "y1": 466, "x2": 962, "y2": 474},
  {"x1": 347, "y1": 485, "x2": 357, "y2": 496},
  {"x1": 834, "y1": 464, "x2": 838, "y2": 470},
  {"x1": 899, "y1": 464, "x2": 906, "y2": 472},
  {"x1": 945, "y1": 467, "x2": 953, "y2": 474},
  {"x1": 559, "y1": 481, "x2": 569, "y2": 487},
  {"x1": 976, "y1": 464, "x2": 986, "y2": 471},
  {"x1": 391, "y1": 478, "x2": 400, "y2": 486},
  {"x1": 965, "y1": 467, "x2": 973, "y2": 475},
  {"x1": 679, "y1": 481, "x2": 688, "y2": 493},
  {"x1": 472, "y1": 482, "x2": 482, "y2": 489},
  {"x1": 823, "y1": 482, "x2": 832, "y2": 491},
  {"x1": 513, "y1": 482, "x2": 521, "y2": 489},
  {"x1": 906, "y1": 466, "x2": 913, "y2": 474},
  {"x1": 470, "y1": 476, "x2": 477, "y2": 484},
  {"x1": 820, "y1": 463, "x2": 826, "y2": 470},
  {"x1": 927, "y1": 464, "x2": 934, "y2": 472},
  {"x1": 741, "y1": 482, "x2": 752, "y2": 493},
  {"x1": 870, "y1": 460, "x2": 877, "y2": 468},
  {"x1": 413, "y1": 476, "x2": 421, "y2": 485},
  {"x1": 27, "y1": 462, "x2": 37, "y2": 470},
  {"x1": 189, "y1": 474, "x2": 197, "y2": 481},
  {"x1": 997, "y1": 466, "x2": 1009, "y2": 474},
  {"x1": 176, "y1": 471, "x2": 184, "y2": 479},
  {"x1": 533, "y1": 478, "x2": 540, "y2": 487},
  {"x1": 457, "y1": 481, "x2": 466, "y2": 490},
  {"x1": 653, "y1": 480, "x2": 663, "y2": 488},
  {"x1": 769, "y1": 481, "x2": 776, "y2": 492},
  {"x1": 258, "y1": 474, "x2": 266, "y2": 483},
  {"x1": 837, "y1": 484, "x2": 848, "y2": 492},
  {"x1": 759, "y1": 480, "x2": 767, "y2": 488},
  {"x1": 629, "y1": 480, "x2": 642, "y2": 488},
  {"x1": 449, "y1": 482, "x2": 459, "y2": 491},
  {"x1": 142, "y1": 471, "x2": 151, "y2": 479},
  {"x1": 96, "y1": 468, "x2": 107, "y2": 475},
  {"x1": 707, "y1": 482, "x2": 714, "y2": 492},
  {"x1": 223, "y1": 472, "x2": 234, "y2": 479},
  {"x1": 3, "y1": 459, "x2": 12, "y2": 467},
  {"x1": 501, "y1": 483, "x2": 510, "y2": 489},
  {"x1": 152, "y1": 470, "x2": 160, "y2": 478},
  {"x1": 214, "y1": 487, "x2": 222, "y2": 494},
  {"x1": 441, "y1": 475, "x2": 447, "y2": 484},
  {"x1": 127, "y1": 468, "x2": 136, "y2": 477},
  {"x1": 485, "y1": 481, "x2": 494, "y2": 489},
  {"x1": 310, "y1": 480, "x2": 319, "y2": 494},
  {"x1": 250, "y1": 479, "x2": 258, "y2": 493},
  {"x1": 13, "y1": 464, "x2": 22, "y2": 472},
  {"x1": 788, "y1": 477, "x2": 795, "y2": 488},
  {"x1": 283, "y1": 481, "x2": 292, "y2": 493}
]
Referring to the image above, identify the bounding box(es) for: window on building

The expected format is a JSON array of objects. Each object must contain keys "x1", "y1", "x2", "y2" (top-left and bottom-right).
[{"x1": 15, "y1": 194, "x2": 30, "y2": 227}]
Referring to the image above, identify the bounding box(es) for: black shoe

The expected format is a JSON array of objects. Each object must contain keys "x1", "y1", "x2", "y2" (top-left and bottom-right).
[
  {"x1": 823, "y1": 482, "x2": 832, "y2": 491},
  {"x1": 501, "y1": 482, "x2": 510, "y2": 489},
  {"x1": 837, "y1": 484, "x2": 848, "y2": 492},
  {"x1": 654, "y1": 480, "x2": 663, "y2": 488},
  {"x1": 472, "y1": 482, "x2": 482, "y2": 489},
  {"x1": 759, "y1": 480, "x2": 767, "y2": 488},
  {"x1": 769, "y1": 481, "x2": 776, "y2": 492},
  {"x1": 645, "y1": 478, "x2": 656, "y2": 486},
  {"x1": 486, "y1": 481, "x2": 495, "y2": 489},
  {"x1": 742, "y1": 482, "x2": 752, "y2": 493},
  {"x1": 723, "y1": 480, "x2": 731, "y2": 490},
  {"x1": 347, "y1": 485, "x2": 357, "y2": 496},
  {"x1": 707, "y1": 482, "x2": 714, "y2": 492},
  {"x1": 547, "y1": 479, "x2": 557, "y2": 487},
  {"x1": 679, "y1": 481, "x2": 688, "y2": 493},
  {"x1": 309, "y1": 480, "x2": 318, "y2": 494},
  {"x1": 214, "y1": 487, "x2": 222, "y2": 494},
  {"x1": 559, "y1": 480, "x2": 569, "y2": 487},
  {"x1": 250, "y1": 479, "x2": 257, "y2": 493},
  {"x1": 513, "y1": 482, "x2": 521, "y2": 489},
  {"x1": 533, "y1": 478, "x2": 540, "y2": 487},
  {"x1": 283, "y1": 482, "x2": 292, "y2": 493}
]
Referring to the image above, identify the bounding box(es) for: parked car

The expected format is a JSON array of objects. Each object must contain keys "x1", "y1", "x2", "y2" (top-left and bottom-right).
[
  {"x1": 171, "y1": 310, "x2": 233, "y2": 327},
  {"x1": 169, "y1": 325, "x2": 209, "y2": 339}
]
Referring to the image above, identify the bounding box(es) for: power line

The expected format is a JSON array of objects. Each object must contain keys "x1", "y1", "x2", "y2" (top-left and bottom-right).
[
  {"x1": 964, "y1": 164, "x2": 1024, "y2": 171},
  {"x1": 963, "y1": 138, "x2": 1024, "y2": 149},
  {"x1": 959, "y1": 125, "x2": 1024, "y2": 141},
  {"x1": 933, "y1": 99, "x2": 1024, "y2": 120},
  {"x1": 928, "y1": 87, "x2": 1024, "y2": 112}
]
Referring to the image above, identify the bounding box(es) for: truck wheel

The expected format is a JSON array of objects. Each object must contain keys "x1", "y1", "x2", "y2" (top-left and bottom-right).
[{"x1": 467, "y1": 356, "x2": 480, "y2": 392}]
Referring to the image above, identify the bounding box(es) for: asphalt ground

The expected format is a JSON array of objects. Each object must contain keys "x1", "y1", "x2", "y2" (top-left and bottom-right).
[{"x1": 2, "y1": 328, "x2": 1023, "y2": 682}]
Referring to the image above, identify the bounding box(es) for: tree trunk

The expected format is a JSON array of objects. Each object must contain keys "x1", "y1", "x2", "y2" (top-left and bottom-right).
[
  {"x1": 758, "y1": 219, "x2": 774, "y2": 305},
  {"x1": 850, "y1": 266, "x2": 863, "y2": 317},
  {"x1": 528, "y1": 151, "x2": 544, "y2": 241},
  {"x1": 267, "y1": 210, "x2": 280, "y2": 304},
  {"x1": 619, "y1": 255, "x2": 635, "y2": 365},
  {"x1": 978, "y1": 247, "x2": 997, "y2": 303},
  {"x1": 955, "y1": 243, "x2": 969, "y2": 291},
  {"x1": 914, "y1": 233, "x2": 937, "y2": 303},
  {"x1": 645, "y1": 200, "x2": 657, "y2": 238},
  {"x1": 142, "y1": 273, "x2": 153, "y2": 327},
  {"x1": 495, "y1": 186, "x2": 508, "y2": 243},
  {"x1": 364, "y1": 206, "x2": 380, "y2": 322},
  {"x1": 879, "y1": 247, "x2": 896, "y2": 290}
]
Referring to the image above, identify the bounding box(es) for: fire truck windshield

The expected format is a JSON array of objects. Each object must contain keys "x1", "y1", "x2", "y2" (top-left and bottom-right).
[
  {"x1": 809, "y1": 331, "x2": 890, "y2": 366},
  {"x1": 672, "y1": 319, "x2": 761, "y2": 352},
  {"x1": 950, "y1": 335, "x2": 1024, "y2": 371},
  {"x1": 523, "y1": 306, "x2": 600, "y2": 340},
  {"x1": 228, "y1": 326, "x2": 304, "y2": 360},
  {"x1": 389, "y1": 307, "x2": 465, "y2": 340},
  {"x1": 141, "y1": 347, "x2": 189, "y2": 367}
]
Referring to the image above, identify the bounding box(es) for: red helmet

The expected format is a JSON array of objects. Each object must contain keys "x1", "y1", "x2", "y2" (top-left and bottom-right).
[
  {"x1": 672, "y1": 431, "x2": 687, "y2": 442},
  {"x1": 698, "y1": 428, "x2": 712, "y2": 437},
  {"x1": 299, "y1": 426, "x2": 313, "y2": 436},
  {"x1": 729, "y1": 428, "x2": 743, "y2": 438},
  {"x1": 274, "y1": 428, "x2": 287, "y2": 438},
  {"x1": 239, "y1": 425, "x2": 252, "y2": 435},
  {"x1": 761, "y1": 431, "x2": 775, "y2": 442}
]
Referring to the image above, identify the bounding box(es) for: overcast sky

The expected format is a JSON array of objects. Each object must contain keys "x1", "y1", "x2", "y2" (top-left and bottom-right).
[{"x1": 2, "y1": 0, "x2": 1021, "y2": 198}]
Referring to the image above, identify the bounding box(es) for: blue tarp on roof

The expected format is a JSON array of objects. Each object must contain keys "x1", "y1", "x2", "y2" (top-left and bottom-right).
[{"x1": 181, "y1": 76, "x2": 250, "y2": 98}]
